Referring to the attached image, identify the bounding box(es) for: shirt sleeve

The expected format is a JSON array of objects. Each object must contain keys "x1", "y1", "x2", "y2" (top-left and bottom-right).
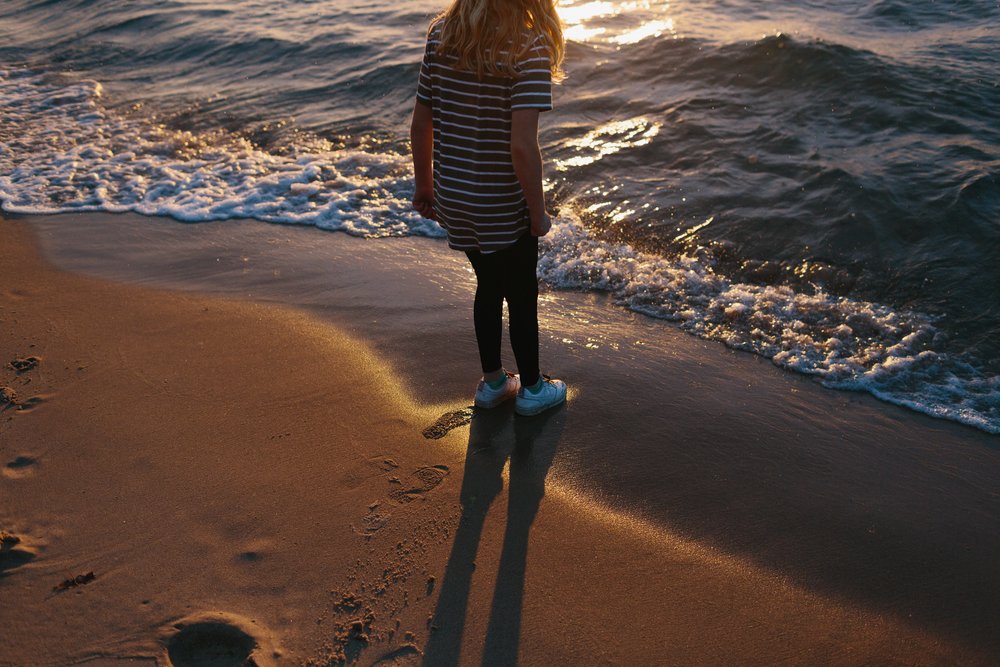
[
  {"x1": 416, "y1": 39, "x2": 433, "y2": 107},
  {"x1": 511, "y1": 34, "x2": 552, "y2": 111}
]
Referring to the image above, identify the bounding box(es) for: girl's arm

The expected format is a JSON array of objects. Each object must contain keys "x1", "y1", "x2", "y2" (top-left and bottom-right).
[
  {"x1": 511, "y1": 109, "x2": 551, "y2": 236},
  {"x1": 410, "y1": 100, "x2": 435, "y2": 219}
]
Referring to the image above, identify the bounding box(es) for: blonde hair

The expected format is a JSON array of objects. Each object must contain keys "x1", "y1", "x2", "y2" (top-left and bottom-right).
[{"x1": 434, "y1": 0, "x2": 565, "y2": 82}]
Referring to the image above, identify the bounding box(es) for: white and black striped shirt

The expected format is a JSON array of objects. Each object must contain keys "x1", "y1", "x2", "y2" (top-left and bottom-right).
[{"x1": 416, "y1": 20, "x2": 553, "y2": 252}]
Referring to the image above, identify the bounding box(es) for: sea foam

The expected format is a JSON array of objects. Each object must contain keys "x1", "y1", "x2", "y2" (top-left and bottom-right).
[
  {"x1": 539, "y1": 214, "x2": 999, "y2": 434},
  {"x1": 0, "y1": 70, "x2": 443, "y2": 239}
]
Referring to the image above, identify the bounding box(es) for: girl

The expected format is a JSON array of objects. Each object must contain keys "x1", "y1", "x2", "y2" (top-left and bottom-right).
[{"x1": 410, "y1": 0, "x2": 567, "y2": 416}]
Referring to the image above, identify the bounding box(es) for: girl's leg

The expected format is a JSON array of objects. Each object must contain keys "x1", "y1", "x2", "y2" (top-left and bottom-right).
[
  {"x1": 465, "y1": 250, "x2": 504, "y2": 376},
  {"x1": 502, "y1": 234, "x2": 540, "y2": 387}
]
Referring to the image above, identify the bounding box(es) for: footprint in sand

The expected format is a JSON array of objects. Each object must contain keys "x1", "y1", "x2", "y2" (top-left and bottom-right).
[
  {"x1": 388, "y1": 466, "x2": 449, "y2": 505},
  {"x1": 8, "y1": 356, "x2": 40, "y2": 374},
  {"x1": 422, "y1": 408, "x2": 474, "y2": 439},
  {"x1": 371, "y1": 644, "x2": 422, "y2": 665},
  {"x1": 0, "y1": 531, "x2": 37, "y2": 575},
  {"x1": 233, "y1": 538, "x2": 276, "y2": 565},
  {"x1": 13, "y1": 395, "x2": 47, "y2": 412},
  {"x1": 0, "y1": 387, "x2": 47, "y2": 413},
  {"x1": 371, "y1": 456, "x2": 400, "y2": 473},
  {"x1": 355, "y1": 506, "x2": 393, "y2": 536},
  {"x1": 353, "y1": 465, "x2": 449, "y2": 535},
  {"x1": 162, "y1": 611, "x2": 280, "y2": 667},
  {"x1": 0, "y1": 386, "x2": 18, "y2": 409},
  {"x1": 3, "y1": 455, "x2": 39, "y2": 479}
]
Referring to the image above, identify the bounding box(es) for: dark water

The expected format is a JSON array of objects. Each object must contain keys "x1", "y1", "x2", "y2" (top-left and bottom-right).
[{"x1": 1, "y1": 0, "x2": 998, "y2": 432}]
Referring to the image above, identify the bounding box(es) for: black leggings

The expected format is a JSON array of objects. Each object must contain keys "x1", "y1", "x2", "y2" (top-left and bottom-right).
[{"x1": 465, "y1": 233, "x2": 540, "y2": 388}]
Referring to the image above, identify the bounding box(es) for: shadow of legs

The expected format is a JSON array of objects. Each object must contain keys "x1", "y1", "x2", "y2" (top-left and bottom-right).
[
  {"x1": 481, "y1": 408, "x2": 565, "y2": 667},
  {"x1": 422, "y1": 408, "x2": 512, "y2": 667}
]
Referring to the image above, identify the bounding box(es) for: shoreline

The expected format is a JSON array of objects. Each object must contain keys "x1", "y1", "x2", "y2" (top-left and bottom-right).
[{"x1": 2, "y1": 212, "x2": 998, "y2": 664}]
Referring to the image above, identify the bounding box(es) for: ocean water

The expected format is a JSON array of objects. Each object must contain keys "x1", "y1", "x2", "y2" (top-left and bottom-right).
[{"x1": 1, "y1": 0, "x2": 998, "y2": 433}]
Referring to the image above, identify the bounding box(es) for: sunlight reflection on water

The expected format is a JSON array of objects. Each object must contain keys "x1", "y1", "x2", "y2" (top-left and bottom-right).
[
  {"x1": 560, "y1": 0, "x2": 676, "y2": 44},
  {"x1": 553, "y1": 117, "x2": 661, "y2": 170}
]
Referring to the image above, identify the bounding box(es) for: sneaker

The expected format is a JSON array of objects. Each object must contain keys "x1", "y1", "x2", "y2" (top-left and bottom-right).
[
  {"x1": 474, "y1": 372, "x2": 521, "y2": 409},
  {"x1": 514, "y1": 375, "x2": 567, "y2": 416}
]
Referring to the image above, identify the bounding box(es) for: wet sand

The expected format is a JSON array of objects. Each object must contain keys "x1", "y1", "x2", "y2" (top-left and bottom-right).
[{"x1": 1, "y1": 212, "x2": 998, "y2": 665}]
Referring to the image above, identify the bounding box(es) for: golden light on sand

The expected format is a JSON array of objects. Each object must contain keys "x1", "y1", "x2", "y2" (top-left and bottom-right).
[{"x1": 559, "y1": 0, "x2": 676, "y2": 44}]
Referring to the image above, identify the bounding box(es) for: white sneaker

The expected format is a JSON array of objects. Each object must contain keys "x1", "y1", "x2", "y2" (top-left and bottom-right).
[
  {"x1": 514, "y1": 376, "x2": 567, "y2": 416},
  {"x1": 474, "y1": 372, "x2": 520, "y2": 409}
]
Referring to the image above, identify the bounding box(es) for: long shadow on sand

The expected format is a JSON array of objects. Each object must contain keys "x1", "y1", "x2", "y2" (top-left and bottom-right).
[{"x1": 422, "y1": 405, "x2": 565, "y2": 667}]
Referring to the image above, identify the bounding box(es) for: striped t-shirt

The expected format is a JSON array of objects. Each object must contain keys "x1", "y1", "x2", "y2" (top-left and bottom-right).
[{"x1": 416, "y1": 20, "x2": 553, "y2": 252}]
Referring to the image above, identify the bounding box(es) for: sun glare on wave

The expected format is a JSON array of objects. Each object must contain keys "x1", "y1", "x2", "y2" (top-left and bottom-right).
[
  {"x1": 560, "y1": 0, "x2": 676, "y2": 45},
  {"x1": 554, "y1": 117, "x2": 661, "y2": 170}
]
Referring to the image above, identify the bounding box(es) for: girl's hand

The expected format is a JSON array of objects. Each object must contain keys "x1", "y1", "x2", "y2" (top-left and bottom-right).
[
  {"x1": 412, "y1": 187, "x2": 435, "y2": 220},
  {"x1": 531, "y1": 212, "x2": 552, "y2": 237}
]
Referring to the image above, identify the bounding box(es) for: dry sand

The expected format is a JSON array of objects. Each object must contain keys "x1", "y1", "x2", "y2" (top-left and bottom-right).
[{"x1": 1, "y1": 214, "x2": 998, "y2": 666}]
